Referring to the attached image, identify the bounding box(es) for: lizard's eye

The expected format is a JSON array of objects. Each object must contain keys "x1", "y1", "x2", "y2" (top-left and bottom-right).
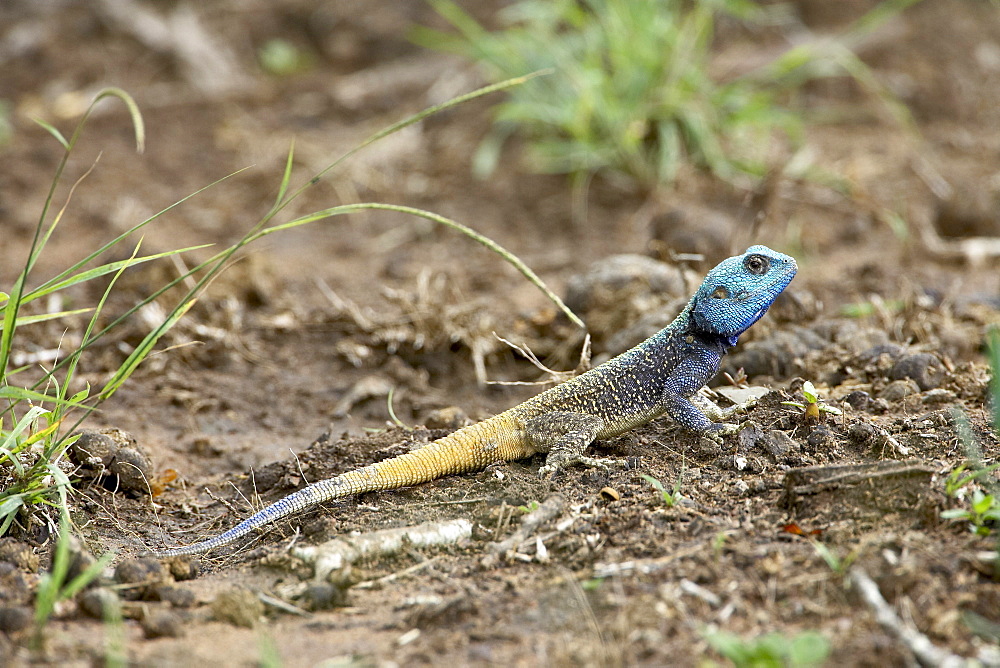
[
  {"x1": 710, "y1": 286, "x2": 729, "y2": 299},
  {"x1": 744, "y1": 254, "x2": 769, "y2": 275}
]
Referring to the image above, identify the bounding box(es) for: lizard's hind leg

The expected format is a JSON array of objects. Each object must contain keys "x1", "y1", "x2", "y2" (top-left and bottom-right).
[{"x1": 526, "y1": 412, "x2": 627, "y2": 477}]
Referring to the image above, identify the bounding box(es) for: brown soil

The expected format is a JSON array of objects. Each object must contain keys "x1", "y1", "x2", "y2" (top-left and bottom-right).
[{"x1": 1, "y1": 1, "x2": 999, "y2": 666}]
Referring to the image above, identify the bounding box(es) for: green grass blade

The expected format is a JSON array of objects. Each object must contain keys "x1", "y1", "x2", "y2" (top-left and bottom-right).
[
  {"x1": 90, "y1": 88, "x2": 145, "y2": 153},
  {"x1": 2, "y1": 88, "x2": 147, "y2": 394},
  {"x1": 32, "y1": 118, "x2": 69, "y2": 150},
  {"x1": 0, "y1": 406, "x2": 51, "y2": 474},
  {"x1": 0, "y1": 385, "x2": 87, "y2": 406},
  {"x1": 99, "y1": 299, "x2": 197, "y2": 400},
  {"x1": 61, "y1": 242, "x2": 144, "y2": 412},
  {"x1": 272, "y1": 140, "x2": 295, "y2": 211},
  {"x1": 22, "y1": 245, "x2": 211, "y2": 306},
  {"x1": 8, "y1": 308, "x2": 94, "y2": 329},
  {"x1": 0, "y1": 496, "x2": 24, "y2": 535},
  {"x1": 28, "y1": 168, "x2": 245, "y2": 299},
  {"x1": 249, "y1": 202, "x2": 585, "y2": 328},
  {"x1": 272, "y1": 72, "x2": 548, "y2": 216}
]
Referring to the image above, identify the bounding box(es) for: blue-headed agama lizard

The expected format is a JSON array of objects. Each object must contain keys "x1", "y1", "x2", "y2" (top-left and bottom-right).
[{"x1": 155, "y1": 245, "x2": 796, "y2": 557}]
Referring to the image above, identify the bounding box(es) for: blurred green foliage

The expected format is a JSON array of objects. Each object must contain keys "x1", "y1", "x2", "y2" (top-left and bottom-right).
[{"x1": 417, "y1": 0, "x2": 920, "y2": 191}]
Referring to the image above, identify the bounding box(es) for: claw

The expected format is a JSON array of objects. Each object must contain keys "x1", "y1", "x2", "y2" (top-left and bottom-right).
[
  {"x1": 538, "y1": 454, "x2": 628, "y2": 478},
  {"x1": 703, "y1": 422, "x2": 739, "y2": 444}
]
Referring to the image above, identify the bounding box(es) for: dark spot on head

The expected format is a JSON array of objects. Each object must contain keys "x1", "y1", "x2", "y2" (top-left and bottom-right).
[
  {"x1": 743, "y1": 254, "x2": 769, "y2": 275},
  {"x1": 710, "y1": 285, "x2": 729, "y2": 299}
]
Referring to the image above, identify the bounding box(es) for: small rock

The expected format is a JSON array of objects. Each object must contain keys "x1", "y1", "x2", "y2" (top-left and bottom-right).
[
  {"x1": 922, "y1": 388, "x2": 957, "y2": 405},
  {"x1": 0, "y1": 606, "x2": 32, "y2": 633},
  {"x1": 890, "y1": 353, "x2": 946, "y2": 391},
  {"x1": 0, "y1": 562, "x2": 30, "y2": 606},
  {"x1": 564, "y1": 254, "x2": 688, "y2": 314},
  {"x1": 693, "y1": 437, "x2": 723, "y2": 460},
  {"x1": 762, "y1": 430, "x2": 797, "y2": 460},
  {"x1": 152, "y1": 585, "x2": 196, "y2": 608},
  {"x1": 69, "y1": 429, "x2": 135, "y2": 468},
  {"x1": 115, "y1": 557, "x2": 164, "y2": 585},
  {"x1": 115, "y1": 558, "x2": 166, "y2": 600},
  {"x1": 68, "y1": 428, "x2": 154, "y2": 495},
  {"x1": 714, "y1": 386, "x2": 772, "y2": 406},
  {"x1": 163, "y1": 556, "x2": 200, "y2": 582},
  {"x1": 65, "y1": 541, "x2": 99, "y2": 590},
  {"x1": 423, "y1": 406, "x2": 470, "y2": 430},
  {"x1": 878, "y1": 379, "x2": 921, "y2": 402},
  {"x1": 300, "y1": 583, "x2": 350, "y2": 611},
  {"x1": 211, "y1": 587, "x2": 263, "y2": 628},
  {"x1": 109, "y1": 447, "x2": 154, "y2": 495},
  {"x1": 141, "y1": 609, "x2": 184, "y2": 639},
  {"x1": 848, "y1": 421, "x2": 878, "y2": 447},
  {"x1": 79, "y1": 587, "x2": 121, "y2": 619},
  {"x1": 806, "y1": 425, "x2": 835, "y2": 448},
  {"x1": 855, "y1": 343, "x2": 905, "y2": 366},
  {"x1": 648, "y1": 206, "x2": 734, "y2": 259},
  {"x1": 0, "y1": 539, "x2": 39, "y2": 572},
  {"x1": 842, "y1": 391, "x2": 871, "y2": 411},
  {"x1": 869, "y1": 397, "x2": 891, "y2": 414}
]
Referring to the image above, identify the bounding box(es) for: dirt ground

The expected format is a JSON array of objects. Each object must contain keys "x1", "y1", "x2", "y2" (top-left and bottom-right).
[{"x1": 2, "y1": 1, "x2": 1000, "y2": 666}]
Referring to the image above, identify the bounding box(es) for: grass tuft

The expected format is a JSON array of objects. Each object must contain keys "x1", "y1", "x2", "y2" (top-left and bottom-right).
[{"x1": 416, "y1": 0, "x2": 922, "y2": 192}]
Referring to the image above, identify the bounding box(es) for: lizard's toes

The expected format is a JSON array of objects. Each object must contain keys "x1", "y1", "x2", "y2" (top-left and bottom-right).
[
  {"x1": 538, "y1": 455, "x2": 628, "y2": 477},
  {"x1": 537, "y1": 464, "x2": 558, "y2": 478},
  {"x1": 703, "y1": 422, "x2": 739, "y2": 443}
]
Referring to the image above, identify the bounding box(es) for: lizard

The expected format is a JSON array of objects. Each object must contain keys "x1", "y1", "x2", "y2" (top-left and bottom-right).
[{"x1": 154, "y1": 245, "x2": 796, "y2": 557}]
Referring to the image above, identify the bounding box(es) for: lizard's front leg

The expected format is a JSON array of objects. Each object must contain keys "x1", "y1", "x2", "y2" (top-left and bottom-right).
[
  {"x1": 525, "y1": 412, "x2": 627, "y2": 476},
  {"x1": 661, "y1": 357, "x2": 740, "y2": 443}
]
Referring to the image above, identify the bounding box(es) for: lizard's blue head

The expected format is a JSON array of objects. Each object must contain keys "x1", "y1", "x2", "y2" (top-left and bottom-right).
[{"x1": 689, "y1": 245, "x2": 797, "y2": 344}]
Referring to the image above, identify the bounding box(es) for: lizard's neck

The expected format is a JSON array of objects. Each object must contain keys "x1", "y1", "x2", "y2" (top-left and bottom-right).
[{"x1": 667, "y1": 300, "x2": 739, "y2": 349}]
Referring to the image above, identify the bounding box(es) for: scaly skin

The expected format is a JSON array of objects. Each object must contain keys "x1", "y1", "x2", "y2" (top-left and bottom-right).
[{"x1": 155, "y1": 245, "x2": 796, "y2": 557}]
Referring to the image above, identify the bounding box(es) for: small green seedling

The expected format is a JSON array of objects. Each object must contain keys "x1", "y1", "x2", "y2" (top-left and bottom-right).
[
  {"x1": 782, "y1": 380, "x2": 842, "y2": 419},
  {"x1": 517, "y1": 500, "x2": 540, "y2": 513},
  {"x1": 944, "y1": 460, "x2": 1000, "y2": 498},
  {"x1": 642, "y1": 472, "x2": 683, "y2": 509},
  {"x1": 810, "y1": 539, "x2": 858, "y2": 576},
  {"x1": 942, "y1": 412, "x2": 1000, "y2": 537},
  {"x1": 942, "y1": 488, "x2": 1000, "y2": 537},
  {"x1": 704, "y1": 628, "x2": 831, "y2": 668}
]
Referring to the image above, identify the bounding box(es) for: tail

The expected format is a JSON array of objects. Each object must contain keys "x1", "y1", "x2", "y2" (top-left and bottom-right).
[{"x1": 153, "y1": 414, "x2": 530, "y2": 557}]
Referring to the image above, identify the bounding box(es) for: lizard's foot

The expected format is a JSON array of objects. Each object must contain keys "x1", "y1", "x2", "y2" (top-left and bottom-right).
[
  {"x1": 719, "y1": 397, "x2": 758, "y2": 420},
  {"x1": 702, "y1": 422, "x2": 740, "y2": 444},
  {"x1": 691, "y1": 393, "x2": 758, "y2": 423},
  {"x1": 538, "y1": 454, "x2": 629, "y2": 478}
]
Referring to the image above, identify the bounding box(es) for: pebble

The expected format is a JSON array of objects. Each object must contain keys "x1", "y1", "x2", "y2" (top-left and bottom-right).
[
  {"x1": 762, "y1": 430, "x2": 798, "y2": 460},
  {"x1": 423, "y1": 406, "x2": 470, "y2": 430},
  {"x1": 164, "y1": 556, "x2": 201, "y2": 582},
  {"x1": 890, "y1": 353, "x2": 946, "y2": 391},
  {"x1": 152, "y1": 585, "x2": 197, "y2": 608},
  {"x1": 878, "y1": 379, "x2": 921, "y2": 402},
  {"x1": 301, "y1": 583, "x2": 349, "y2": 611},
  {"x1": 115, "y1": 558, "x2": 166, "y2": 600},
  {"x1": 211, "y1": 587, "x2": 263, "y2": 628},
  {"x1": 0, "y1": 562, "x2": 31, "y2": 606},
  {"x1": 141, "y1": 609, "x2": 184, "y2": 639},
  {"x1": 0, "y1": 539, "x2": 39, "y2": 572},
  {"x1": 79, "y1": 588, "x2": 121, "y2": 619},
  {"x1": 68, "y1": 429, "x2": 153, "y2": 495},
  {"x1": 0, "y1": 606, "x2": 32, "y2": 633},
  {"x1": 842, "y1": 391, "x2": 871, "y2": 410}
]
